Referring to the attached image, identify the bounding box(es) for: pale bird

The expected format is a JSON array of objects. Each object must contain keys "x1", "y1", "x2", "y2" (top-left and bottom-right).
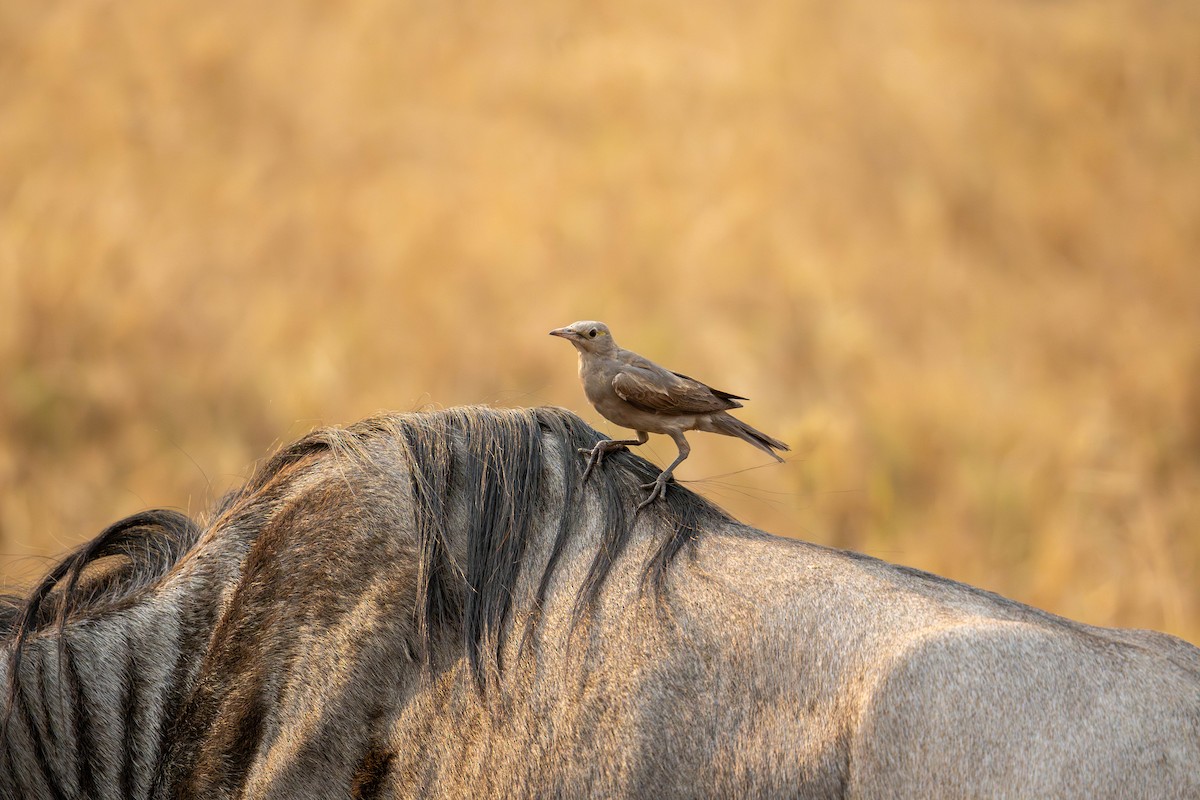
[{"x1": 549, "y1": 320, "x2": 789, "y2": 510}]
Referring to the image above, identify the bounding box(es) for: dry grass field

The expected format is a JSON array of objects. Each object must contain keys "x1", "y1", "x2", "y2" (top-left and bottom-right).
[{"x1": 1, "y1": 0, "x2": 1198, "y2": 642}]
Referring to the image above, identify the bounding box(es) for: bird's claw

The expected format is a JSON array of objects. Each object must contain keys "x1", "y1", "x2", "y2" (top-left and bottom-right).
[
  {"x1": 579, "y1": 441, "x2": 625, "y2": 483},
  {"x1": 581, "y1": 449, "x2": 602, "y2": 483},
  {"x1": 636, "y1": 476, "x2": 672, "y2": 512}
]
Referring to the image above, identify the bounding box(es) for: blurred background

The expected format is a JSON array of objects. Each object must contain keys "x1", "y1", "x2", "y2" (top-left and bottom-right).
[{"x1": 1, "y1": 0, "x2": 1198, "y2": 642}]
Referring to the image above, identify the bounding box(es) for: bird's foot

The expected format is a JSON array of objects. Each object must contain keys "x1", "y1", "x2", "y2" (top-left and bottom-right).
[
  {"x1": 636, "y1": 474, "x2": 674, "y2": 512},
  {"x1": 579, "y1": 440, "x2": 625, "y2": 483}
]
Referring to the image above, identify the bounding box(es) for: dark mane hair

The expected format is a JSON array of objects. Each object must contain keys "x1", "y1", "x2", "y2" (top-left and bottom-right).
[
  {"x1": 0, "y1": 508, "x2": 204, "y2": 744},
  {"x1": 393, "y1": 407, "x2": 720, "y2": 689},
  {"x1": 1, "y1": 406, "x2": 722, "y2": 697}
]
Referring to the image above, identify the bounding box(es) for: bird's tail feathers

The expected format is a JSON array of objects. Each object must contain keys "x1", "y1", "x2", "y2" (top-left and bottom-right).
[{"x1": 709, "y1": 413, "x2": 789, "y2": 462}]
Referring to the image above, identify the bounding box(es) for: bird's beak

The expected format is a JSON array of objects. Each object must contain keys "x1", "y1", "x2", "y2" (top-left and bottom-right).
[{"x1": 548, "y1": 328, "x2": 573, "y2": 339}]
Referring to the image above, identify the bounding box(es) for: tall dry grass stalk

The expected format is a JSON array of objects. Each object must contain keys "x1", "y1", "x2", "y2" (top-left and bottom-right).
[{"x1": 1, "y1": 0, "x2": 1197, "y2": 640}]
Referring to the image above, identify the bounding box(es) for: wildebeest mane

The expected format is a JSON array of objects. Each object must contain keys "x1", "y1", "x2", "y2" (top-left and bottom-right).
[
  {"x1": 392, "y1": 406, "x2": 717, "y2": 690},
  {"x1": 0, "y1": 508, "x2": 203, "y2": 750},
  {"x1": 1, "y1": 406, "x2": 718, "y2": 702},
  {"x1": 0, "y1": 511, "x2": 201, "y2": 636}
]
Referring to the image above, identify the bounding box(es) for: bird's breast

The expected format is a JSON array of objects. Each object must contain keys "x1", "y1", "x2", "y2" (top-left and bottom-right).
[{"x1": 591, "y1": 394, "x2": 697, "y2": 434}]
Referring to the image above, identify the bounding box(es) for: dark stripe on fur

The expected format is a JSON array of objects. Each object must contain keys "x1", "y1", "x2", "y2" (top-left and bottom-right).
[
  {"x1": 16, "y1": 660, "x2": 68, "y2": 800},
  {"x1": 32, "y1": 648, "x2": 71, "y2": 798},
  {"x1": 33, "y1": 645, "x2": 62, "y2": 768},
  {"x1": 62, "y1": 638, "x2": 97, "y2": 799},
  {"x1": 351, "y1": 744, "x2": 395, "y2": 800},
  {"x1": 121, "y1": 632, "x2": 139, "y2": 800},
  {"x1": 217, "y1": 690, "x2": 267, "y2": 794},
  {"x1": 150, "y1": 591, "x2": 219, "y2": 797}
]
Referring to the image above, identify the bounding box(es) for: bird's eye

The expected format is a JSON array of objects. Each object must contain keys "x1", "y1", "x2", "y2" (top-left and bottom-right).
[{"x1": 588, "y1": 329, "x2": 597, "y2": 338}]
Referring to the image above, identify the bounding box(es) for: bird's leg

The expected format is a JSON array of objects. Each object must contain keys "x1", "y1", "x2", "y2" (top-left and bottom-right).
[
  {"x1": 638, "y1": 433, "x2": 691, "y2": 511},
  {"x1": 580, "y1": 431, "x2": 649, "y2": 482}
]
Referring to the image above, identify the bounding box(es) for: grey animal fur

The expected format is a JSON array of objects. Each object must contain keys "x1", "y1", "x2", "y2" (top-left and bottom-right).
[{"x1": 1, "y1": 406, "x2": 1197, "y2": 799}]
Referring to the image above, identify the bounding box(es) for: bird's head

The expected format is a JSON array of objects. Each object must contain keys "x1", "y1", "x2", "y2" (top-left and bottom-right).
[{"x1": 549, "y1": 320, "x2": 616, "y2": 354}]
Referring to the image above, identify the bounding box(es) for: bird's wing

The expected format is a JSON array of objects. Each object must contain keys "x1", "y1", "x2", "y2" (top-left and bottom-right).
[
  {"x1": 670, "y1": 371, "x2": 747, "y2": 405},
  {"x1": 612, "y1": 362, "x2": 741, "y2": 414}
]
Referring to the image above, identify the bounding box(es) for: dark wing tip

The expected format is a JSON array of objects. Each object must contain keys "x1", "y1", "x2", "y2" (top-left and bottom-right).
[
  {"x1": 670, "y1": 371, "x2": 749, "y2": 404},
  {"x1": 711, "y1": 389, "x2": 749, "y2": 405}
]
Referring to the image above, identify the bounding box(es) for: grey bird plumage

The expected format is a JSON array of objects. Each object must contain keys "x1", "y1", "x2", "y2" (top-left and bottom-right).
[{"x1": 550, "y1": 320, "x2": 789, "y2": 508}]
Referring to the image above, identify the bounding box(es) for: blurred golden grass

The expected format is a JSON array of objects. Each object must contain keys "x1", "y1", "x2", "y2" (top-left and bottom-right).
[{"x1": 1, "y1": 0, "x2": 1198, "y2": 641}]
